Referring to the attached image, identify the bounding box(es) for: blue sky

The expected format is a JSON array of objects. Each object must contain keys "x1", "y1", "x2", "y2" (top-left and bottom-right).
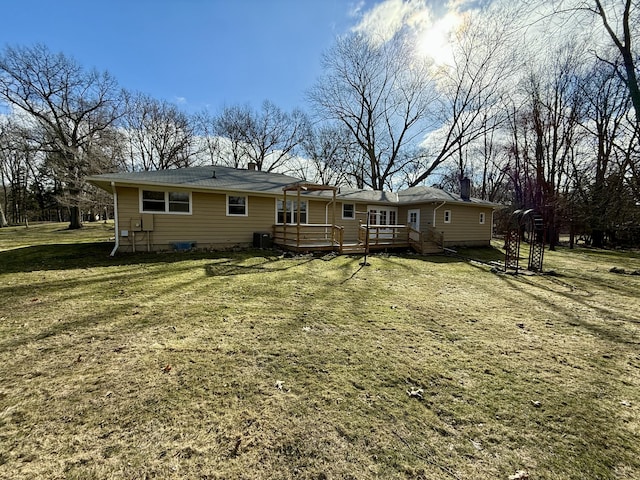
[{"x1": 2, "y1": 0, "x2": 370, "y2": 114}]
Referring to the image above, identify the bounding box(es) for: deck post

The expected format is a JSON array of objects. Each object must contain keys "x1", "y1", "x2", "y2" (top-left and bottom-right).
[
  {"x1": 297, "y1": 187, "x2": 301, "y2": 248},
  {"x1": 361, "y1": 212, "x2": 371, "y2": 266},
  {"x1": 283, "y1": 190, "x2": 287, "y2": 244}
]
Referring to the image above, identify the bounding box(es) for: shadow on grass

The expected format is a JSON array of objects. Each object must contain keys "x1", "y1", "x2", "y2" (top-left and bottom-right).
[
  {"x1": 499, "y1": 273, "x2": 640, "y2": 347},
  {"x1": 204, "y1": 256, "x2": 315, "y2": 277},
  {"x1": 0, "y1": 243, "x2": 281, "y2": 274},
  {"x1": 1, "y1": 241, "x2": 506, "y2": 277}
]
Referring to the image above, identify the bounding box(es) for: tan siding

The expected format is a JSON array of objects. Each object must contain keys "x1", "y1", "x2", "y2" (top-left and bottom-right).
[
  {"x1": 308, "y1": 199, "x2": 328, "y2": 224},
  {"x1": 114, "y1": 184, "x2": 494, "y2": 251},
  {"x1": 338, "y1": 202, "x2": 367, "y2": 243},
  {"x1": 116, "y1": 187, "x2": 277, "y2": 251},
  {"x1": 433, "y1": 204, "x2": 493, "y2": 246},
  {"x1": 420, "y1": 205, "x2": 435, "y2": 230},
  {"x1": 398, "y1": 204, "x2": 436, "y2": 233}
]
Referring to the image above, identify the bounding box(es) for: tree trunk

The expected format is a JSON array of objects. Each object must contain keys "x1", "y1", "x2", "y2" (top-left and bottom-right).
[
  {"x1": 0, "y1": 203, "x2": 8, "y2": 227},
  {"x1": 69, "y1": 206, "x2": 82, "y2": 229},
  {"x1": 592, "y1": 229, "x2": 604, "y2": 248},
  {"x1": 569, "y1": 220, "x2": 575, "y2": 249}
]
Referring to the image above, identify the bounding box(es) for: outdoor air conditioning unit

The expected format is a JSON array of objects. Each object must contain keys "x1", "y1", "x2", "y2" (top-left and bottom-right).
[{"x1": 253, "y1": 232, "x2": 272, "y2": 249}]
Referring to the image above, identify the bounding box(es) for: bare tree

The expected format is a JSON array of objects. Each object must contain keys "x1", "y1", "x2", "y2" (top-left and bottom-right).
[
  {"x1": 503, "y1": 42, "x2": 587, "y2": 248},
  {"x1": 309, "y1": 32, "x2": 437, "y2": 190},
  {"x1": 570, "y1": 60, "x2": 632, "y2": 246},
  {"x1": 122, "y1": 92, "x2": 197, "y2": 171},
  {"x1": 0, "y1": 44, "x2": 123, "y2": 229},
  {"x1": 0, "y1": 118, "x2": 32, "y2": 225},
  {"x1": 208, "y1": 101, "x2": 310, "y2": 173},
  {"x1": 193, "y1": 108, "x2": 224, "y2": 166},
  {"x1": 211, "y1": 104, "x2": 253, "y2": 168},
  {"x1": 297, "y1": 123, "x2": 356, "y2": 185},
  {"x1": 243, "y1": 101, "x2": 310, "y2": 173},
  {"x1": 586, "y1": 0, "x2": 640, "y2": 126},
  {"x1": 407, "y1": 9, "x2": 518, "y2": 187},
  {"x1": 544, "y1": 0, "x2": 640, "y2": 200}
]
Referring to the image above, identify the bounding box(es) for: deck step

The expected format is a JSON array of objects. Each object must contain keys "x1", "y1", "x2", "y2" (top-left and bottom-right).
[
  {"x1": 340, "y1": 245, "x2": 367, "y2": 254},
  {"x1": 420, "y1": 241, "x2": 444, "y2": 254}
]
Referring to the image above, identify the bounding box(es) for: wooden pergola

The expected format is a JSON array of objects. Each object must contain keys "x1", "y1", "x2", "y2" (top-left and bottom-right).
[
  {"x1": 282, "y1": 182, "x2": 338, "y2": 232},
  {"x1": 282, "y1": 182, "x2": 337, "y2": 246}
]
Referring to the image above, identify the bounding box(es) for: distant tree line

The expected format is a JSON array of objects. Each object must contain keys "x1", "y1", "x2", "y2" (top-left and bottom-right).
[{"x1": 1, "y1": 0, "x2": 639, "y2": 247}]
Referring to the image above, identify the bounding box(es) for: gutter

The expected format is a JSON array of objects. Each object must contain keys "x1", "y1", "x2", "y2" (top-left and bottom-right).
[
  {"x1": 110, "y1": 181, "x2": 119, "y2": 256},
  {"x1": 432, "y1": 201, "x2": 446, "y2": 228}
]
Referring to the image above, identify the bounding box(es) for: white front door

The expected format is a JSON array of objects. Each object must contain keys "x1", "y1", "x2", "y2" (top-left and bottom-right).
[{"x1": 408, "y1": 209, "x2": 420, "y2": 230}]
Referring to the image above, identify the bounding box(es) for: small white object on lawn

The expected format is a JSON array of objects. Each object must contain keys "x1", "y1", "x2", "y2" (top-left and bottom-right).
[{"x1": 407, "y1": 387, "x2": 423, "y2": 399}]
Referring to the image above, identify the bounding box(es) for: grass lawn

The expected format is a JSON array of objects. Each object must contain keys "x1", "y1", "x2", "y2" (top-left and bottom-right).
[{"x1": 1, "y1": 222, "x2": 639, "y2": 479}]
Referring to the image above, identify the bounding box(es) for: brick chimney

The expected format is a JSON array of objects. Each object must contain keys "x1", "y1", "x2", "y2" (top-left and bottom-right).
[
  {"x1": 460, "y1": 177, "x2": 471, "y2": 201},
  {"x1": 247, "y1": 162, "x2": 257, "y2": 171}
]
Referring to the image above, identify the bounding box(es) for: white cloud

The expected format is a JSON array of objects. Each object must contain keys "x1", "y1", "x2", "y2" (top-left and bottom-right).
[
  {"x1": 352, "y1": 0, "x2": 433, "y2": 43},
  {"x1": 348, "y1": 0, "x2": 366, "y2": 18},
  {"x1": 351, "y1": 0, "x2": 470, "y2": 64}
]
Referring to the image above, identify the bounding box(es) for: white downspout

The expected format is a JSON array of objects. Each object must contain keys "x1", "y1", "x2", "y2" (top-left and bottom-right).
[
  {"x1": 325, "y1": 198, "x2": 335, "y2": 241},
  {"x1": 432, "y1": 201, "x2": 446, "y2": 228},
  {"x1": 325, "y1": 199, "x2": 335, "y2": 224},
  {"x1": 110, "y1": 181, "x2": 119, "y2": 256}
]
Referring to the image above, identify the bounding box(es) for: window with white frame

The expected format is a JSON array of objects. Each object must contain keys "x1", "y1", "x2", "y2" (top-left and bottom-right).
[
  {"x1": 342, "y1": 203, "x2": 355, "y2": 219},
  {"x1": 444, "y1": 210, "x2": 451, "y2": 224},
  {"x1": 168, "y1": 192, "x2": 190, "y2": 212},
  {"x1": 479, "y1": 212, "x2": 486, "y2": 224},
  {"x1": 141, "y1": 190, "x2": 191, "y2": 214},
  {"x1": 277, "y1": 199, "x2": 307, "y2": 224},
  {"x1": 227, "y1": 195, "x2": 247, "y2": 216}
]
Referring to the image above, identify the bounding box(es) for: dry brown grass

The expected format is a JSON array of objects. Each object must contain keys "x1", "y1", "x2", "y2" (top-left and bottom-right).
[{"x1": 0, "y1": 223, "x2": 639, "y2": 479}]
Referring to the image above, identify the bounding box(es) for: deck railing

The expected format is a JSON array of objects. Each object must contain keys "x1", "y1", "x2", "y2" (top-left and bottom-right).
[
  {"x1": 358, "y1": 224, "x2": 410, "y2": 247},
  {"x1": 273, "y1": 224, "x2": 344, "y2": 251},
  {"x1": 424, "y1": 226, "x2": 444, "y2": 246},
  {"x1": 408, "y1": 227, "x2": 422, "y2": 250}
]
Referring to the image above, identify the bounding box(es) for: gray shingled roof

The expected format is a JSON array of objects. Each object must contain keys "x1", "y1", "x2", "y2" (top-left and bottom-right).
[
  {"x1": 87, "y1": 166, "x2": 500, "y2": 207},
  {"x1": 87, "y1": 166, "x2": 302, "y2": 195},
  {"x1": 397, "y1": 186, "x2": 498, "y2": 206}
]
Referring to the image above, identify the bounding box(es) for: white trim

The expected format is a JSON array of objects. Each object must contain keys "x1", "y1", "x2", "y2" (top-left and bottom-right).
[
  {"x1": 226, "y1": 194, "x2": 248, "y2": 216},
  {"x1": 342, "y1": 203, "x2": 355, "y2": 220},
  {"x1": 275, "y1": 198, "x2": 308, "y2": 225},
  {"x1": 408, "y1": 208, "x2": 420, "y2": 230},
  {"x1": 444, "y1": 210, "x2": 451, "y2": 224},
  {"x1": 366, "y1": 205, "x2": 398, "y2": 225}
]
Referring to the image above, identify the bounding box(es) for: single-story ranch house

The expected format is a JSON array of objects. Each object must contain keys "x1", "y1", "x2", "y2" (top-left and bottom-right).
[{"x1": 87, "y1": 165, "x2": 499, "y2": 255}]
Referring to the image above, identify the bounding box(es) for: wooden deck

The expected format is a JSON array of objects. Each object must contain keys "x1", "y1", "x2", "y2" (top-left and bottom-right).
[{"x1": 272, "y1": 224, "x2": 443, "y2": 255}]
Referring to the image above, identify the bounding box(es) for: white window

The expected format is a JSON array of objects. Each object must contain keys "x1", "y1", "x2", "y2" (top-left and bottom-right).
[
  {"x1": 367, "y1": 207, "x2": 397, "y2": 225},
  {"x1": 479, "y1": 212, "x2": 485, "y2": 224},
  {"x1": 168, "y1": 192, "x2": 190, "y2": 212},
  {"x1": 277, "y1": 199, "x2": 307, "y2": 224},
  {"x1": 141, "y1": 190, "x2": 191, "y2": 214},
  {"x1": 227, "y1": 195, "x2": 247, "y2": 216},
  {"x1": 444, "y1": 210, "x2": 451, "y2": 224},
  {"x1": 342, "y1": 203, "x2": 355, "y2": 219}
]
